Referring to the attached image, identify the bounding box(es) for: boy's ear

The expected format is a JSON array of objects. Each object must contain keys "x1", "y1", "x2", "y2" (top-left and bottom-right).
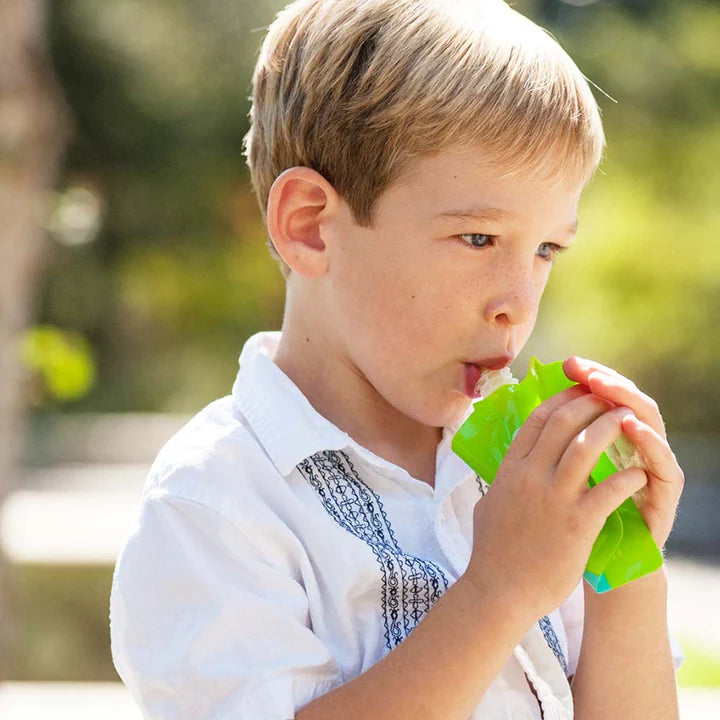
[{"x1": 266, "y1": 167, "x2": 336, "y2": 277}]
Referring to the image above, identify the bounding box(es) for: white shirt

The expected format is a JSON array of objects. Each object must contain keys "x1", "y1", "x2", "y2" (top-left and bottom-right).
[{"x1": 110, "y1": 330, "x2": 684, "y2": 720}]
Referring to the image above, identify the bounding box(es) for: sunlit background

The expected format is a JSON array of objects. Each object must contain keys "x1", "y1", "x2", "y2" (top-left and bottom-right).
[{"x1": 0, "y1": 0, "x2": 718, "y2": 716}]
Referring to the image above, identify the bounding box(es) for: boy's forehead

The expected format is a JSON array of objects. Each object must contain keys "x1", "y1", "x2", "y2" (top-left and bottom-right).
[
  {"x1": 387, "y1": 147, "x2": 583, "y2": 228},
  {"x1": 397, "y1": 144, "x2": 491, "y2": 184}
]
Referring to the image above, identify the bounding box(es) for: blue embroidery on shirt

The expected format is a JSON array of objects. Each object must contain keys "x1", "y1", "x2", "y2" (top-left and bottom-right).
[
  {"x1": 297, "y1": 450, "x2": 450, "y2": 650},
  {"x1": 538, "y1": 615, "x2": 568, "y2": 675},
  {"x1": 475, "y1": 474, "x2": 488, "y2": 496}
]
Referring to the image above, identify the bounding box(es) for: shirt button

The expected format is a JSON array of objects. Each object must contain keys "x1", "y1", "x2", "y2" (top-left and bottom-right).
[{"x1": 439, "y1": 510, "x2": 447, "y2": 522}]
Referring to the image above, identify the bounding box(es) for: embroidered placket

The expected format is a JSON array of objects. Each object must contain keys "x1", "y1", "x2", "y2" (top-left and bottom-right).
[{"x1": 297, "y1": 449, "x2": 450, "y2": 650}]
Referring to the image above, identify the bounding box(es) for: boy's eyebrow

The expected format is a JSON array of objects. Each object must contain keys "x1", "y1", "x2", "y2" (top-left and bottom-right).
[
  {"x1": 432, "y1": 206, "x2": 514, "y2": 222},
  {"x1": 433, "y1": 205, "x2": 579, "y2": 236}
]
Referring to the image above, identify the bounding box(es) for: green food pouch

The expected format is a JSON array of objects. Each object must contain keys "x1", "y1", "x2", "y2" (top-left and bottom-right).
[{"x1": 451, "y1": 356, "x2": 663, "y2": 593}]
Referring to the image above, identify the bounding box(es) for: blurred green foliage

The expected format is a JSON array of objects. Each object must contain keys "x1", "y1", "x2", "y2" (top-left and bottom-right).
[
  {"x1": 676, "y1": 637, "x2": 720, "y2": 688},
  {"x1": 40, "y1": 0, "x2": 720, "y2": 431},
  {"x1": 7, "y1": 564, "x2": 116, "y2": 681},
  {"x1": 20, "y1": 325, "x2": 96, "y2": 404}
]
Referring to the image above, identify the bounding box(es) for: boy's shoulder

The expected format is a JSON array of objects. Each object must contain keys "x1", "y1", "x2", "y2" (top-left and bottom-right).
[
  {"x1": 135, "y1": 330, "x2": 347, "y2": 530},
  {"x1": 140, "y1": 393, "x2": 287, "y2": 518}
]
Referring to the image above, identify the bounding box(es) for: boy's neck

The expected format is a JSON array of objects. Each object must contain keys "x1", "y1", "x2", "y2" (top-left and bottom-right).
[{"x1": 272, "y1": 325, "x2": 443, "y2": 489}]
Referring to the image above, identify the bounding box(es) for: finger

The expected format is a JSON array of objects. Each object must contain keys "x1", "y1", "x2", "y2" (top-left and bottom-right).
[
  {"x1": 524, "y1": 392, "x2": 615, "y2": 467},
  {"x1": 620, "y1": 414, "x2": 684, "y2": 488},
  {"x1": 587, "y1": 372, "x2": 666, "y2": 439},
  {"x1": 564, "y1": 356, "x2": 667, "y2": 439},
  {"x1": 580, "y1": 466, "x2": 649, "y2": 525},
  {"x1": 563, "y1": 356, "x2": 630, "y2": 385},
  {"x1": 507, "y1": 384, "x2": 589, "y2": 459},
  {"x1": 555, "y1": 405, "x2": 634, "y2": 492}
]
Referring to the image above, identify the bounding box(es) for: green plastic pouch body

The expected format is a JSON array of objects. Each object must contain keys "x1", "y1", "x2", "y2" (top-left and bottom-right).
[{"x1": 451, "y1": 356, "x2": 663, "y2": 593}]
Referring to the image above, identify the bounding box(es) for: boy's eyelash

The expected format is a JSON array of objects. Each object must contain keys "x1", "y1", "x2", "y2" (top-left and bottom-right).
[{"x1": 455, "y1": 233, "x2": 570, "y2": 261}]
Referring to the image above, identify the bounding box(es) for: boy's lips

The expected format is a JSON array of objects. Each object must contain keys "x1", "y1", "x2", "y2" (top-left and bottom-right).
[{"x1": 463, "y1": 357, "x2": 513, "y2": 398}]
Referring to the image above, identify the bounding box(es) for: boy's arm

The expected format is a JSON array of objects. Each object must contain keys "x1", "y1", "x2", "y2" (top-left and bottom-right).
[
  {"x1": 299, "y1": 374, "x2": 680, "y2": 720},
  {"x1": 296, "y1": 575, "x2": 537, "y2": 720},
  {"x1": 570, "y1": 568, "x2": 679, "y2": 720},
  {"x1": 560, "y1": 357, "x2": 685, "y2": 719}
]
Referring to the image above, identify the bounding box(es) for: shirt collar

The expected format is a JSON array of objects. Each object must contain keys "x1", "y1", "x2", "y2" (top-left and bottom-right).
[{"x1": 231, "y1": 330, "x2": 474, "y2": 478}]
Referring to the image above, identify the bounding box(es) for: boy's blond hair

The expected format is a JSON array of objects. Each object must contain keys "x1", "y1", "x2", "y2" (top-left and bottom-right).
[{"x1": 243, "y1": 0, "x2": 605, "y2": 279}]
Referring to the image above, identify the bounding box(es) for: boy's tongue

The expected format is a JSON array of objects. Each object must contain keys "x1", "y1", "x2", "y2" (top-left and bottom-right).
[
  {"x1": 465, "y1": 365, "x2": 484, "y2": 399},
  {"x1": 463, "y1": 359, "x2": 512, "y2": 399}
]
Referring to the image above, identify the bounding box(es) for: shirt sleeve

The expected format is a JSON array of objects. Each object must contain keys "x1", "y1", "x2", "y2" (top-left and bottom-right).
[
  {"x1": 110, "y1": 492, "x2": 344, "y2": 720},
  {"x1": 558, "y1": 569, "x2": 686, "y2": 680}
]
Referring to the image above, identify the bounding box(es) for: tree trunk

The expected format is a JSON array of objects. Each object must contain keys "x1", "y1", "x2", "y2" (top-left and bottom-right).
[{"x1": 0, "y1": 0, "x2": 73, "y2": 679}]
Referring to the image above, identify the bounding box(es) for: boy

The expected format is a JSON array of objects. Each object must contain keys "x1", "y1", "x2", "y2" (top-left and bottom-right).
[{"x1": 110, "y1": 0, "x2": 686, "y2": 718}]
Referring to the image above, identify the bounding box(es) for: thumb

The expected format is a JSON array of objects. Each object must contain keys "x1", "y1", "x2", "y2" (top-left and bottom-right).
[{"x1": 580, "y1": 466, "x2": 648, "y2": 525}]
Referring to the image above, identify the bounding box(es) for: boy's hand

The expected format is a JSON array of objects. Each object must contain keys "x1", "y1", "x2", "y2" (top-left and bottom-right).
[
  {"x1": 562, "y1": 356, "x2": 685, "y2": 551},
  {"x1": 464, "y1": 382, "x2": 658, "y2": 620}
]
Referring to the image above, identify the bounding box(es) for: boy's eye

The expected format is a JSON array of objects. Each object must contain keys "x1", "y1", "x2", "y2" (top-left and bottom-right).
[
  {"x1": 457, "y1": 233, "x2": 494, "y2": 249},
  {"x1": 457, "y1": 234, "x2": 569, "y2": 262},
  {"x1": 537, "y1": 242, "x2": 570, "y2": 261}
]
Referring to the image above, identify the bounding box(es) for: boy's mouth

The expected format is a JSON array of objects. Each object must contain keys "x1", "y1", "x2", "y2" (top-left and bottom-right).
[{"x1": 463, "y1": 358, "x2": 513, "y2": 399}]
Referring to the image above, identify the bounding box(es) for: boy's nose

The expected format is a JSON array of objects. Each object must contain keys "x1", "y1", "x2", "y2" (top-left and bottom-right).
[{"x1": 483, "y1": 275, "x2": 540, "y2": 328}]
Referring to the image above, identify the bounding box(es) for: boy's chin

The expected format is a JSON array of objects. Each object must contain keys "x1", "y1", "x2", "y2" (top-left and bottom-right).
[
  {"x1": 445, "y1": 393, "x2": 476, "y2": 427},
  {"x1": 407, "y1": 391, "x2": 473, "y2": 432}
]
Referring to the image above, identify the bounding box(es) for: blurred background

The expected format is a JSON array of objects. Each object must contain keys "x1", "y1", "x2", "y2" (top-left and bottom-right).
[{"x1": 0, "y1": 0, "x2": 718, "y2": 717}]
